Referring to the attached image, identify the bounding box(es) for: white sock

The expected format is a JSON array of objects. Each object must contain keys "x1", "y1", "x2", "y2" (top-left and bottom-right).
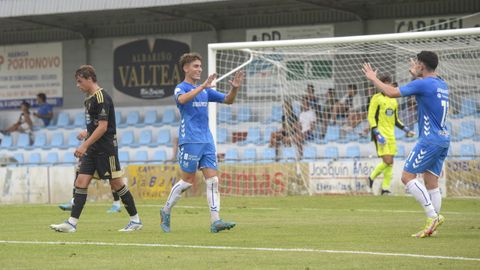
[
  {"x1": 406, "y1": 179, "x2": 437, "y2": 218},
  {"x1": 70, "y1": 197, "x2": 75, "y2": 205},
  {"x1": 163, "y1": 180, "x2": 192, "y2": 214},
  {"x1": 68, "y1": 217, "x2": 78, "y2": 226},
  {"x1": 113, "y1": 200, "x2": 121, "y2": 207},
  {"x1": 130, "y1": 214, "x2": 140, "y2": 223},
  {"x1": 206, "y1": 176, "x2": 220, "y2": 224},
  {"x1": 428, "y1": 187, "x2": 442, "y2": 214}
]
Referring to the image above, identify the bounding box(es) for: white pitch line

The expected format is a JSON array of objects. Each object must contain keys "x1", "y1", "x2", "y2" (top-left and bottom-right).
[{"x1": 0, "y1": 240, "x2": 479, "y2": 262}]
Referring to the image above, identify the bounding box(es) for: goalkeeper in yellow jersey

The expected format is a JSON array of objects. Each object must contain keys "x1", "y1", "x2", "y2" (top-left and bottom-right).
[{"x1": 367, "y1": 74, "x2": 415, "y2": 195}]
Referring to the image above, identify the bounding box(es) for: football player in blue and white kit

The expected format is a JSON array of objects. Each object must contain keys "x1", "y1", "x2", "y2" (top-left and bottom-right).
[
  {"x1": 363, "y1": 51, "x2": 448, "y2": 238},
  {"x1": 160, "y1": 52, "x2": 244, "y2": 233}
]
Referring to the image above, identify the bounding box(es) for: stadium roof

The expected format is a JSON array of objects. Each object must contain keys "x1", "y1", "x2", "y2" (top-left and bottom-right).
[{"x1": 0, "y1": 0, "x2": 478, "y2": 45}]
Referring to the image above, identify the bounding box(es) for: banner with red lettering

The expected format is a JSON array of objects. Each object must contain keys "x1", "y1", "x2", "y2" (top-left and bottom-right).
[{"x1": 0, "y1": 42, "x2": 63, "y2": 110}]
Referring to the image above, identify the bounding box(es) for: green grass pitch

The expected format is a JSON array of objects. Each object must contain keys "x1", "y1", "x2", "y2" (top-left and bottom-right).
[{"x1": 1, "y1": 196, "x2": 479, "y2": 269}]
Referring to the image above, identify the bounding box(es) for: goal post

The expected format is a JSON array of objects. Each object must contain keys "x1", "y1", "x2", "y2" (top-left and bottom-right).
[{"x1": 208, "y1": 28, "x2": 480, "y2": 197}]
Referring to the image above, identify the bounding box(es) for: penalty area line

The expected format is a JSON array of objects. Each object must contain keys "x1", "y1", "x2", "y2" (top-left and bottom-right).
[{"x1": 0, "y1": 240, "x2": 479, "y2": 262}]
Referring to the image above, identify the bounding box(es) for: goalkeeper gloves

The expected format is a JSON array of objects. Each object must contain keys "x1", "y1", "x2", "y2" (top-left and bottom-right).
[
  {"x1": 372, "y1": 128, "x2": 386, "y2": 145},
  {"x1": 403, "y1": 127, "x2": 415, "y2": 137}
]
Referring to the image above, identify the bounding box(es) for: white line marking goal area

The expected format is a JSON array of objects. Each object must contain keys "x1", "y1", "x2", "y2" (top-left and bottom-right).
[{"x1": 1, "y1": 240, "x2": 479, "y2": 262}]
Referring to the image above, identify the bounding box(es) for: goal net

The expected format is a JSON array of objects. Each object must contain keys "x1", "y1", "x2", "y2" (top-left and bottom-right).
[{"x1": 209, "y1": 28, "x2": 480, "y2": 197}]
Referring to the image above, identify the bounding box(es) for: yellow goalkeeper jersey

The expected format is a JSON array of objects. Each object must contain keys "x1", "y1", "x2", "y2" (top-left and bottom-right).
[{"x1": 368, "y1": 93, "x2": 406, "y2": 141}]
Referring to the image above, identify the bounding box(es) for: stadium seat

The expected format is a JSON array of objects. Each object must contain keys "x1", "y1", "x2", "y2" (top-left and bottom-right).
[
  {"x1": 345, "y1": 145, "x2": 360, "y2": 158},
  {"x1": 325, "y1": 146, "x2": 339, "y2": 160},
  {"x1": 49, "y1": 112, "x2": 69, "y2": 129},
  {"x1": 28, "y1": 152, "x2": 42, "y2": 164},
  {"x1": 266, "y1": 104, "x2": 282, "y2": 123},
  {"x1": 460, "y1": 98, "x2": 477, "y2": 116},
  {"x1": 241, "y1": 127, "x2": 261, "y2": 145},
  {"x1": 132, "y1": 150, "x2": 148, "y2": 164},
  {"x1": 13, "y1": 153, "x2": 24, "y2": 164},
  {"x1": 218, "y1": 107, "x2": 234, "y2": 124},
  {"x1": 28, "y1": 132, "x2": 47, "y2": 150},
  {"x1": 394, "y1": 127, "x2": 405, "y2": 140},
  {"x1": 67, "y1": 132, "x2": 81, "y2": 148},
  {"x1": 63, "y1": 152, "x2": 76, "y2": 164},
  {"x1": 321, "y1": 125, "x2": 340, "y2": 143},
  {"x1": 262, "y1": 126, "x2": 277, "y2": 144},
  {"x1": 225, "y1": 148, "x2": 239, "y2": 164},
  {"x1": 459, "y1": 121, "x2": 475, "y2": 140},
  {"x1": 73, "y1": 112, "x2": 84, "y2": 128},
  {"x1": 136, "y1": 129, "x2": 153, "y2": 147},
  {"x1": 50, "y1": 132, "x2": 64, "y2": 148},
  {"x1": 260, "y1": 147, "x2": 276, "y2": 163},
  {"x1": 282, "y1": 147, "x2": 296, "y2": 162},
  {"x1": 118, "y1": 151, "x2": 130, "y2": 164},
  {"x1": 162, "y1": 108, "x2": 177, "y2": 125},
  {"x1": 143, "y1": 110, "x2": 160, "y2": 126},
  {"x1": 1, "y1": 135, "x2": 13, "y2": 149},
  {"x1": 16, "y1": 133, "x2": 31, "y2": 149},
  {"x1": 237, "y1": 106, "x2": 251, "y2": 122},
  {"x1": 217, "y1": 128, "x2": 228, "y2": 144},
  {"x1": 120, "y1": 111, "x2": 140, "y2": 128},
  {"x1": 115, "y1": 111, "x2": 122, "y2": 126},
  {"x1": 460, "y1": 144, "x2": 476, "y2": 160},
  {"x1": 302, "y1": 146, "x2": 317, "y2": 161},
  {"x1": 153, "y1": 129, "x2": 171, "y2": 146},
  {"x1": 119, "y1": 130, "x2": 134, "y2": 147},
  {"x1": 46, "y1": 152, "x2": 59, "y2": 164},
  {"x1": 151, "y1": 150, "x2": 167, "y2": 164},
  {"x1": 242, "y1": 148, "x2": 257, "y2": 163},
  {"x1": 396, "y1": 144, "x2": 406, "y2": 158}
]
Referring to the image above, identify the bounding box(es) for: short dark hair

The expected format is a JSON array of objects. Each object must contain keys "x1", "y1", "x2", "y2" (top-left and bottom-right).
[
  {"x1": 417, "y1": 51, "x2": 438, "y2": 71},
  {"x1": 378, "y1": 74, "x2": 392, "y2": 84},
  {"x1": 347, "y1": 84, "x2": 357, "y2": 90},
  {"x1": 37, "y1": 93, "x2": 46, "y2": 102},
  {"x1": 179, "y1": 53, "x2": 202, "y2": 69},
  {"x1": 21, "y1": 100, "x2": 30, "y2": 109},
  {"x1": 75, "y1": 65, "x2": 97, "y2": 82}
]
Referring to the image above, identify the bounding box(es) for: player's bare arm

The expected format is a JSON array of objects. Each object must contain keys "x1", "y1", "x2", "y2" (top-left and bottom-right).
[
  {"x1": 74, "y1": 120, "x2": 107, "y2": 157},
  {"x1": 224, "y1": 70, "x2": 245, "y2": 104},
  {"x1": 177, "y1": 73, "x2": 217, "y2": 105},
  {"x1": 362, "y1": 63, "x2": 401, "y2": 98}
]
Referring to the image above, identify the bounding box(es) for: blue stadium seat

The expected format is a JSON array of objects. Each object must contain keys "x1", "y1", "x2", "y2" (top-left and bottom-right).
[
  {"x1": 16, "y1": 133, "x2": 31, "y2": 149},
  {"x1": 137, "y1": 130, "x2": 152, "y2": 147},
  {"x1": 237, "y1": 106, "x2": 251, "y2": 122},
  {"x1": 67, "y1": 132, "x2": 81, "y2": 148},
  {"x1": 345, "y1": 145, "x2": 360, "y2": 158},
  {"x1": 459, "y1": 121, "x2": 475, "y2": 140},
  {"x1": 119, "y1": 130, "x2": 134, "y2": 147},
  {"x1": 267, "y1": 104, "x2": 282, "y2": 123},
  {"x1": 218, "y1": 107, "x2": 234, "y2": 124},
  {"x1": 396, "y1": 144, "x2": 406, "y2": 158},
  {"x1": 217, "y1": 128, "x2": 228, "y2": 144},
  {"x1": 115, "y1": 111, "x2": 122, "y2": 126},
  {"x1": 242, "y1": 148, "x2": 257, "y2": 163},
  {"x1": 282, "y1": 147, "x2": 296, "y2": 162},
  {"x1": 50, "y1": 132, "x2": 64, "y2": 148},
  {"x1": 63, "y1": 152, "x2": 76, "y2": 164},
  {"x1": 460, "y1": 98, "x2": 476, "y2": 116},
  {"x1": 340, "y1": 131, "x2": 360, "y2": 143},
  {"x1": 1, "y1": 135, "x2": 13, "y2": 149},
  {"x1": 120, "y1": 111, "x2": 140, "y2": 128},
  {"x1": 46, "y1": 152, "x2": 59, "y2": 164},
  {"x1": 118, "y1": 151, "x2": 130, "y2": 165},
  {"x1": 162, "y1": 108, "x2": 177, "y2": 125},
  {"x1": 325, "y1": 146, "x2": 339, "y2": 160},
  {"x1": 73, "y1": 112, "x2": 85, "y2": 128},
  {"x1": 48, "y1": 112, "x2": 69, "y2": 129},
  {"x1": 143, "y1": 110, "x2": 160, "y2": 126},
  {"x1": 460, "y1": 144, "x2": 476, "y2": 160},
  {"x1": 28, "y1": 152, "x2": 42, "y2": 164},
  {"x1": 132, "y1": 150, "x2": 148, "y2": 164},
  {"x1": 13, "y1": 153, "x2": 24, "y2": 164},
  {"x1": 152, "y1": 150, "x2": 167, "y2": 164},
  {"x1": 395, "y1": 127, "x2": 405, "y2": 140},
  {"x1": 225, "y1": 148, "x2": 239, "y2": 164},
  {"x1": 260, "y1": 148, "x2": 276, "y2": 163},
  {"x1": 153, "y1": 129, "x2": 171, "y2": 146},
  {"x1": 303, "y1": 146, "x2": 317, "y2": 161},
  {"x1": 28, "y1": 132, "x2": 47, "y2": 150},
  {"x1": 241, "y1": 127, "x2": 261, "y2": 145},
  {"x1": 322, "y1": 125, "x2": 340, "y2": 143},
  {"x1": 262, "y1": 126, "x2": 277, "y2": 144}
]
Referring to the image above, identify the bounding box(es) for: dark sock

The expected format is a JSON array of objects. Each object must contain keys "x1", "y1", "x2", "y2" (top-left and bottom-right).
[
  {"x1": 71, "y1": 187, "x2": 88, "y2": 219},
  {"x1": 117, "y1": 185, "x2": 138, "y2": 216},
  {"x1": 112, "y1": 191, "x2": 120, "y2": 201}
]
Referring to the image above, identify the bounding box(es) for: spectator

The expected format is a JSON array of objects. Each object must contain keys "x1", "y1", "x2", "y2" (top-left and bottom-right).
[
  {"x1": 330, "y1": 84, "x2": 357, "y2": 124},
  {"x1": 305, "y1": 84, "x2": 321, "y2": 120},
  {"x1": 297, "y1": 98, "x2": 316, "y2": 157},
  {"x1": 270, "y1": 99, "x2": 300, "y2": 160},
  {"x1": 346, "y1": 86, "x2": 375, "y2": 131},
  {"x1": 319, "y1": 88, "x2": 337, "y2": 138},
  {"x1": 33, "y1": 93, "x2": 53, "y2": 127},
  {"x1": 1, "y1": 101, "x2": 34, "y2": 144}
]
